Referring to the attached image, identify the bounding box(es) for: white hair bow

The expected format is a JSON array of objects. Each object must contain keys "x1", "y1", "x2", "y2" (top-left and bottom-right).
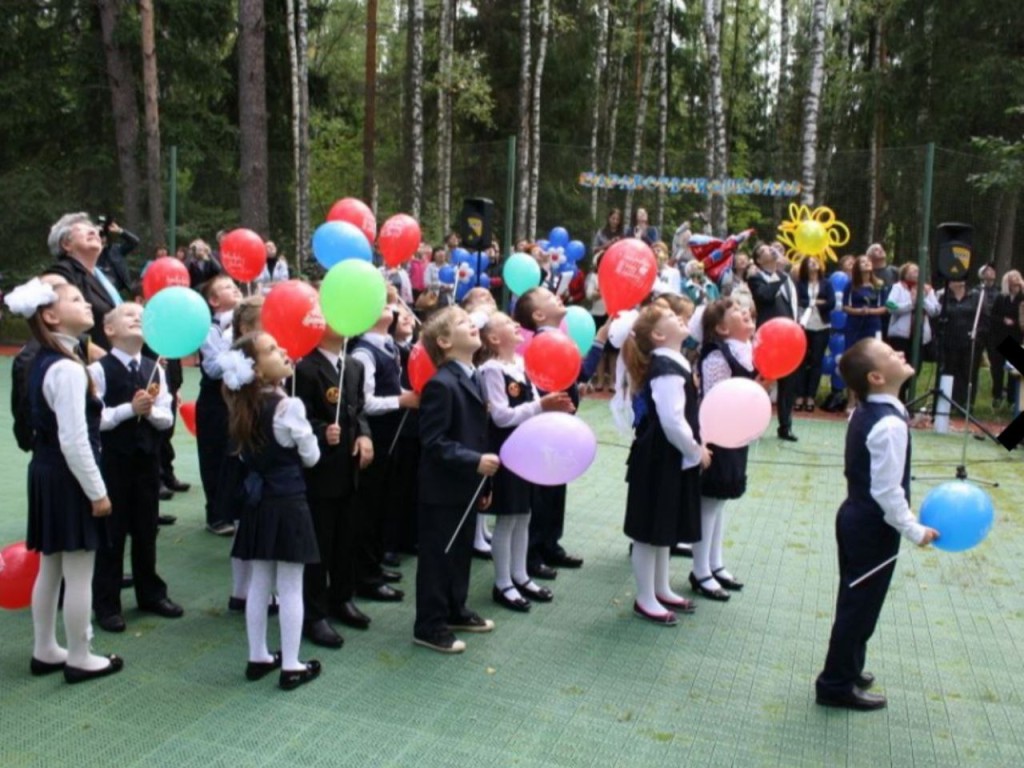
[
  {"x1": 3, "y1": 278, "x2": 58, "y2": 318},
  {"x1": 218, "y1": 349, "x2": 256, "y2": 391}
]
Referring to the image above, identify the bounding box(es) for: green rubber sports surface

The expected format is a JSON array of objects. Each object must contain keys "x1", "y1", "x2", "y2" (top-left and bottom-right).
[{"x1": 1, "y1": 359, "x2": 1022, "y2": 767}]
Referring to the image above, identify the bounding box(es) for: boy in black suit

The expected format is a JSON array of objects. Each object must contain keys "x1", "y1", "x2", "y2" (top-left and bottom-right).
[
  {"x1": 414, "y1": 307, "x2": 500, "y2": 654},
  {"x1": 295, "y1": 325, "x2": 375, "y2": 647}
]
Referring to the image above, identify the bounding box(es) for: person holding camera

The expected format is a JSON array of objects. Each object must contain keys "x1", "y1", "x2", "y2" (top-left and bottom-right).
[{"x1": 97, "y1": 218, "x2": 137, "y2": 294}]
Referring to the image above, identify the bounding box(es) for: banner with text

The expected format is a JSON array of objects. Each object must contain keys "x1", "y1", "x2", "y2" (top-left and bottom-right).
[{"x1": 578, "y1": 171, "x2": 801, "y2": 198}]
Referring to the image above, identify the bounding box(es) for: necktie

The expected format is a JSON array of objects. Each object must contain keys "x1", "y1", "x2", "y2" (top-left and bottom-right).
[
  {"x1": 128, "y1": 359, "x2": 142, "y2": 389},
  {"x1": 384, "y1": 340, "x2": 400, "y2": 367}
]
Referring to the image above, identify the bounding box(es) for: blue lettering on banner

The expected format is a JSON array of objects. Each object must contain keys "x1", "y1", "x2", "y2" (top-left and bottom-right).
[{"x1": 577, "y1": 171, "x2": 801, "y2": 198}]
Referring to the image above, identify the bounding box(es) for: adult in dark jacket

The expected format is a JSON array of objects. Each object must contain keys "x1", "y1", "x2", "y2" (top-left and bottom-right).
[
  {"x1": 988, "y1": 269, "x2": 1024, "y2": 407},
  {"x1": 794, "y1": 256, "x2": 836, "y2": 411},
  {"x1": 185, "y1": 238, "x2": 223, "y2": 289},
  {"x1": 97, "y1": 220, "x2": 137, "y2": 293}
]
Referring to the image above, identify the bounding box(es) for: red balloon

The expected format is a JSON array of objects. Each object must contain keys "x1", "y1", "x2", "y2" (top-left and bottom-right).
[
  {"x1": 179, "y1": 400, "x2": 197, "y2": 437},
  {"x1": 261, "y1": 280, "x2": 326, "y2": 360},
  {"x1": 219, "y1": 228, "x2": 266, "y2": 282},
  {"x1": 524, "y1": 330, "x2": 581, "y2": 393},
  {"x1": 142, "y1": 257, "x2": 191, "y2": 299},
  {"x1": 597, "y1": 239, "x2": 658, "y2": 316},
  {"x1": 753, "y1": 318, "x2": 808, "y2": 380},
  {"x1": 408, "y1": 342, "x2": 437, "y2": 394},
  {"x1": 327, "y1": 198, "x2": 376, "y2": 249},
  {"x1": 378, "y1": 214, "x2": 422, "y2": 268},
  {"x1": 0, "y1": 541, "x2": 40, "y2": 610}
]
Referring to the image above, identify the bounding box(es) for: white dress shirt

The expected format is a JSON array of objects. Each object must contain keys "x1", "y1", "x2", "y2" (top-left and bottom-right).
[
  {"x1": 649, "y1": 348, "x2": 703, "y2": 470},
  {"x1": 479, "y1": 357, "x2": 543, "y2": 428},
  {"x1": 351, "y1": 332, "x2": 403, "y2": 415},
  {"x1": 88, "y1": 347, "x2": 174, "y2": 432},
  {"x1": 200, "y1": 310, "x2": 235, "y2": 378},
  {"x1": 268, "y1": 388, "x2": 321, "y2": 467}
]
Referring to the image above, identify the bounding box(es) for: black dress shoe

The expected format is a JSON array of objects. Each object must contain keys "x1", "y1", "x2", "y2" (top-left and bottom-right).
[
  {"x1": 689, "y1": 572, "x2": 730, "y2": 602},
  {"x1": 380, "y1": 569, "x2": 403, "y2": 584},
  {"x1": 381, "y1": 552, "x2": 401, "y2": 568},
  {"x1": 473, "y1": 547, "x2": 493, "y2": 561},
  {"x1": 856, "y1": 672, "x2": 875, "y2": 690},
  {"x1": 546, "y1": 552, "x2": 583, "y2": 569},
  {"x1": 64, "y1": 655, "x2": 124, "y2": 684},
  {"x1": 245, "y1": 651, "x2": 282, "y2": 681},
  {"x1": 332, "y1": 601, "x2": 371, "y2": 630},
  {"x1": 513, "y1": 580, "x2": 553, "y2": 602},
  {"x1": 228, "y1": 596, "x2": 246, "y2": 612},
  {"x1": 158, "y1": 485, "x2": 174, "y2": 501},
  {"x1": 777, "y1": 428, "x2": 799, "y2": 442},
  {"x1": 527, "y1": 563, "x2": 558, "y2": 581},
  {"x1": 139, "y1": 598, "x2": 184, "y2": 618},
  {"x1": 816, "y1": 686, "x2": 887, "y2": 711},
  {"x1": 356, "y1": 584, "x2": 405, "y2": 602},
  {"x1": 121, "y1": 574, "x2": 134, "y2": 590},
  {"x1": 157, "y1": 514, "x2": 177, "y2": 526},
  {"x1": 303, "y1": 619, "x2": 344, "y2": 649},
  {"x1": 98, "y1": 614, "x2": 126, "y2": 633},
  {"x1": 712, "y1": 568, "x2": 744, "y2": 591},
  {"x1": 493, "y1": 585, "x2": 530, "y2": 612},
  {"x1": 165, "y1": 477, "x2": 191, "y2": 492},
  {"x1": 671, "y1": 544, "x2": 694, "y2": 558},
  {"x1": 30, "y1": 657, "x2": 66, "y2": 676},
  {"x1": 280, "y1": 660, "x2": 321, "y2": 691}
]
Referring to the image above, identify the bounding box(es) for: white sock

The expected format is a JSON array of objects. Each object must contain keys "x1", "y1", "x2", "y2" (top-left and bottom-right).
[
  {"x1": 510, "y1": 514, "x2": 535, "y2": 591},
  {"x1": 692, "y1": 498, "x2": 725, "y2": 591},
  {"x1": 474, "y1": 514, "x2": 491, "y2": 553},
  {"x1": 31, "y1": 554, "x2": 67, "y2": 664},
  {"x1": 246, "y1": 561, "x2": 275, "y2": 664},
  {"x1": 231, "y1": 557, "x2": 251, "y2": 601},
  {"x1": 62, "y1": 551, "x2": 110, "y2": 671},
  {"x1": 630, "y1": 542, "x2": 664, "y2": 616},
  {"x1": 654, "y1": 546, "x2": 684, "y2": 602},
  {"x1": 275, "y1": 562, "x2": 305, "y2": 672},
  {"x1": 708, "y1": 501, "x2": 729, "y2": 577}
]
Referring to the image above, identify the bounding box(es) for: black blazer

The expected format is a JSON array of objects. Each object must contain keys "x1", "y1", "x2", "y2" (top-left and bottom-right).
[
  {"x1": 44, "y1": 254, "x2": 117, "y2": 350},
  {"x1": 418, "y1": 360, "x2": 490, "y2": 506},
  {"x1": 795, "y1": 278, "x2": 837, "y2": 324},
  {"x1": 748, "y1": 269, "x2": 798, "y2": 325},
  {"x1": 295, "y1": 350, "x2": 371, "y2": 499}
]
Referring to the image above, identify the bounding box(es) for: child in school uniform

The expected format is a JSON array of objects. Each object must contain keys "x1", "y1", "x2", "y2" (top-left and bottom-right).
[
  {"x1": 196, "y1": 274, "x2": 243, "y2": 536},
  {"x1": 815, "y1": 338, "x2": 938, "y2": 711},
  {"x1": 476, "y1": 312, "x2": 574, "y2": 612},
  {"x1": 622, "y1": 304, "x2": 711, "y2": 625},
  {"x1": 388, "y1": 304, "x2": 423, "y2": 558},
  {"x1": 5, "y1": 278, "x2": 123, "y2": 683},
  {"x1": 221, "y1": 332, "x2": 323, "y2": 690},
  {"x1": 691, "y1": 298, "x2": 758, "y2": 601},
  {"x1": 414, "y1": 307, "x2": 500, "y2": 653},
  {"x1": 295, "y1": 323, "x2": 374, "y2": 645},
  {"x1": 88, "y1": 303, "x2": 183, "y2": 633}
]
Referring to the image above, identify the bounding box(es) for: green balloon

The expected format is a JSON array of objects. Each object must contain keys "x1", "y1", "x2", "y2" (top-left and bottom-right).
[
  {"x1": 564, "y1": 305, "x2": 596, "y2": 354},
  {"x1": 320, "y1": 259, "x2": 387, "y2": 337},
  {"x1": 502, "y1": 252, "x2": 542, "y2": 296}
]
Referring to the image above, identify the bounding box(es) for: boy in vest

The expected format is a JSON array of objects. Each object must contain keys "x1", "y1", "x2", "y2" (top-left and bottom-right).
[
  {"x1": 89, "y1": 303, "x2": 183, "y2": 632},
  {"x1": 815, "y1": 338, "x2": 938, "y2": 710}
]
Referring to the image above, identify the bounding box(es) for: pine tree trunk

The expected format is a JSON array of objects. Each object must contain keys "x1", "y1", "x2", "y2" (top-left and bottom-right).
[
  {"x1": 655, "y1": 0, "x2": 669, "y2": 231},
  {"x1": 772, "y1": 0, "x2": 790, "y2": 222},
  {"x1": 995, "y1": 189, "x2": 1018, "y2": 276},
  {"x1": 588, "y1": 0, "x2": 610, "y2": 222},
  {"x1": 363, "y1": 0, "x2": 378, "y2": 208},
  {"x1": 625, "y1": 0, "x2": 665, "y2": 223},
  {"x1": 867, "y1": 16, "x2": 882, "y2": 243},
  {"x1": 286, "y1": 0, "x2": 301, "y2": 258},
  {"x1": 297, "y1": 0, "x2": 310, "y2": 272},
  {"x1": 437, "y1": 0, "x2": 455, "y2": 237},
  {"x1": 97, "y1": 0, "x2": 142, "y2": 234},
  {"x1": 799, "y1": 0, "x2": 827, "y2": 206},
  {"x1": 409, "y1": 0, "x2": 425, "y2": 220},
  {"x1": 238, "y1": 0, "x2": 269, "y2": 236},
  {"x1": 515, "y1": 0, "x2": 532, "y2": 241},
  {"x1": 527, "y1": 0, "x2": 552, "y2": 236},
  {"x1": 603, "y1": 11, "x2": 627, "y2": 212},
  {"x1": 703, "y1": 0, "x2": 727, "y2": 235},
  {"x1": 139, "y1": 0, "x2": 164, "y2": 247}
]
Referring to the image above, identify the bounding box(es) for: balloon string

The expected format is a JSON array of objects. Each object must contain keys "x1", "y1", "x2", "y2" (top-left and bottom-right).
[
  {"x1": 444, "y1": 477, "x2": 487, "y2": 554},
  {"x1": 334, "y1": 338, "x2": 349, "y2": 425},
  {"x1": 396, "y1": 296, "x2": 422, "y2": 325}
]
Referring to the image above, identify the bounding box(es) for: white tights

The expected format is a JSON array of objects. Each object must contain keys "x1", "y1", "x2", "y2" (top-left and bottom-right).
[
  {"x1": 473, "y1": 514, "x2": 492, "y2": 554},
  {"x1": 32, "y1": 551, "x2": 111, "y2": 671},
  {"x1": 491, "y1": 514, "x2": 531, "y2": 601},
  {"x1": 631, "y1": 542, "x2": 680, "y2": 616},
  {"x1": 692, "y1": 498, "x2": 728, "y2": 590},
  {"x1": 246, "y1": 560, "x2": 304, "y2": 671}
]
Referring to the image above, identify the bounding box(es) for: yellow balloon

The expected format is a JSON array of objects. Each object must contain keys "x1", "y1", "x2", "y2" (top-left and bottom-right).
[{"x1": 794, "y1": 220, "x2": 828, "y2": 255}]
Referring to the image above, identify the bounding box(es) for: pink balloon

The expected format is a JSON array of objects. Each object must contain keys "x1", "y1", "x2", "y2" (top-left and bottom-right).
[
  {"x1": 499, "y1": 413, "x2": 597, "y2": 486},
  {"x1": 698, "y1": 378, "x2": 772, "y2": 448},
  {"x1": 515, "y1": 327, "x2": 535, "y2": 358}
]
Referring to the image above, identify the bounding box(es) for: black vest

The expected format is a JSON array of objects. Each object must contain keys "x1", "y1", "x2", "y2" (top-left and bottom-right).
[
  {"x1": 30, "y1": 348, "x2": 102, "y2": 466},
  {"x1": 844, "y1": 400, "x2": 912, "y2": 516},
  {"x1": 353, "y1": 338, "x2": 404, "y2": 440},
  {"x1": 240, "y1": 395, "x2": 307, "y2": 501},
  {"x1": 98, "y1": 354, "x2": 160, "y2": 455},
  {"x1": 198, "y1": 322, "x2": 226, "y2": 393},
  {"x1": 488, "y1": 366, "x2": 536, "y2": 449},
  {"x1": 637, "y1": 355, "x2": 701, "y2": 444},
  {"x1": 698, "y1": 340, "x2": 756, "y2": 398}
]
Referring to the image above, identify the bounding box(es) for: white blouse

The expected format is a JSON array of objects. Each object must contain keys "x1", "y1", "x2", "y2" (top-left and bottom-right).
[
  {"x1": 269, "y1": 390, "x2": 321, "y2": 468},
  {"x1": 649, "y1": 348, "x2": 703, "y2": 470},
  {"x1": 479, "y1": 357, "x2": 543, "y2": 428}
]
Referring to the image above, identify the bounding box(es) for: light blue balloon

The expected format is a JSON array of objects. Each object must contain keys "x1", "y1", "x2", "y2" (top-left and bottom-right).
[
  {"x1": 830, "y1": 309, "x2": 848, "y2": 330},
  {"x1": 143, "y1": 286, "x2": 212, "y2": 359},
  {"x1": 312, "y1": 221, "x2": 372, "y2": 269},
  {"x1": 502, "y1": 252, "x2": 542, "y2": 296},
  {"x1": 565, "y1": 240, "x2": 586, "y2": 262},
  {"x1": 548, "y1": 227, "x2": 570, "y2": 248},
  {"x1": 564, "y1": 306, "x2": 596, "y2": 354},
  {"x1": 919, "y1": 482, "x2": 994, "y2": 552},
  {"x1": 830, "y1": 271, "x2": 850, "y2": 294}
]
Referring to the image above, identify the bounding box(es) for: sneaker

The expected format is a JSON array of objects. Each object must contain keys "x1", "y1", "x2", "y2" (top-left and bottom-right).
[
  {"x1": 206, "y1": 522, "x2": 236, "y2": 536},
  {"x1": 413, "y1": 632, "x2": 466, "y2": 654},
  {"x1": 447, "y1": 614, "x2": 495, "y2": 633}
]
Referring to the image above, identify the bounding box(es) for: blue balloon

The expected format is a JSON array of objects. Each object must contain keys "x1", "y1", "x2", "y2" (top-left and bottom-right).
[
  {"x1": 823, "y1": 355, "x2": 836, "y2": 376},
  {"x1": 312, "y1": 221, "x2": 372, "y2": 269},
  {"x1": 919, "y1": 482, "x2": 995, "y2": 552},
  {"x1": 548, "y1": 227, "x2": 570, "y2": 248},
  {"x1": 537, "y1": 239, "x2": 550, "y2": 252},
  {"x1": 452, "y1": 248, "x2": 471, "y2": 265},
  {"x1": 478, "y1": 274, "x2": 491, "y2": 289},
  {"x1": 438, "y1": 265, "x2": 456, "y2": 284},
  {"x1": 831, "y1": 372, "x2": 845, "y2": 390},
  {"x1": 565, "y1": 240, "x2": 586, "y2": 263},
  {"x1": 830, "y1": 271, "x2": 850, "y2": 294},
  {"x1": 828, "y1": 334, "x2": 846, "y2": 356},
  {"x1": 830, "y1": 309, "x2": 848, "y2": 330},
  {"x1": 559, "y1": 264, "x2": 578, "y2": 278}
]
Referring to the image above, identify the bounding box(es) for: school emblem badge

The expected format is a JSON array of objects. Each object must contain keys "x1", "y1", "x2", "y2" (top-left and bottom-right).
[
  {"x1": 507, "y1": 381, "x2": 521, "y2": 398},
  {"x1": 326, "y1": 387, "x2": 340, "y2": 405}
]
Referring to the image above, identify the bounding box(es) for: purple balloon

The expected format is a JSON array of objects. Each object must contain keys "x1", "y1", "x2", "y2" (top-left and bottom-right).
[{"x1": 499, "y1": 413, "x2": 597, "y2": 486}]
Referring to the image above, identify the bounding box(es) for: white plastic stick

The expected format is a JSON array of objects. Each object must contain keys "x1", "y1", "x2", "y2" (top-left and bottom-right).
[
  {"x1": 848, "y1": 554, "x2": 899, "y2": 588},
  {"x1": 444, "y1": 477, "x2": 487, "y2": 554}
]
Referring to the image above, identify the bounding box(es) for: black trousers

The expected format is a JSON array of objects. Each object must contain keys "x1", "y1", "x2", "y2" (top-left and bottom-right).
[
  {"x1": 93, "y1": 452, "x2": 167, "y2": 618},
  {"x1": 159, "y1": 359, "x2": 183, "y2": 485},
  {"x1": 196, "y1": 386, "x2": 229, "y2": 526},
  {"x1": 352, "y1": 453, "x2": 393, "y2": 587},
  {"x1": 797, "y1": 328, "x2": 831, "y2": 400},
  {"x1": 988, "y1": 333, "x2": 1018, "y2": 401},
  {"x1": 385, "y1": 436, "x2": 420, "y2": 555},
  {"x1": 303, "y1": 493, "x2": 356, "y2": 623},
  {"x1": 414, "y1": 502, "x2": 474, "y2": 638},
  {"x1": 528, "y1": 484, "x2": 567, "y2": 568},
  {"x1": 816, "y1": 507, "x2": 900, "y2": 696},
  {"x1": 940, "y1": 343, "x2": 981, "y2": 409},
  {"x1": 776, "y1": 371, "x2": 797, "y2": 431}
]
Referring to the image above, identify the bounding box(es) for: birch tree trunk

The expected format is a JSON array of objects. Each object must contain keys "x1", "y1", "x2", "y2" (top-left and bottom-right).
[
  {"x1": 588, "y1": 0, "x2": 610, "y2": 222},
  {"x1": 867, "y1": 16, "x2": 884, "y2": 242},
  {"x1": 437, "y1": 0, "x2": 455, "y2": 237},
  {"x1": 515, "y1": 0, "x2": 532, "y2": 241},
  {"x1": 772, "y1": 0, "x2": 790, "y2": 221},
  {"x1": 799, "y1": 0, "x2": 827, "y2": 206},
  {"x1": 655, "y1": 0, "x2": 669, "y2": 230},
  {"x1": 995, "y1": 189, "x2": 1018, "y2": 276},
  {"x1": 363, "y1": 0, "x2": 378, "y2": 208},
  {"x1": 97, "y1": 0, "x2": 142, "y2": 234},
  {"x1": 139, "y1": 0, "x2": 164, "y2": 246},
  {"x1": 238, "y1": 0, "x2": 269, "y2": 235},
  {"x1": 527, "y1": 0, "x2": 552, "y2": 236},
  {"x1": 409, "y1": 0, "x2": 425, "y2": 220},
  {"x1": 625, "y1": 0, "x2": 665, "y2": 223},
  {"x1": 703, "y1": 0, "x2": 727, "y2": 235},
  {"x1": 603, "y1": 10, "x2": 627, "y2": 212},
  {"x1": 286, "y1": 0, "x2": 300, "y2": 256}
]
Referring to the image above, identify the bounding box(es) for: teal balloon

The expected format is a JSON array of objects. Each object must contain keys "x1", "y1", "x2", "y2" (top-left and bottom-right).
[
  {"x1": 143, "y1": 286, "x2": 212, "y2": 359},
  {"x1": 564, "y1": 306, "x2": 597, "y2": 354},
  {"x1": 319, "y1": 259, "x2": 387, "y2": 337},
  {"x1": 503, "y1": 252, "x2": 542, "y2": 296}
]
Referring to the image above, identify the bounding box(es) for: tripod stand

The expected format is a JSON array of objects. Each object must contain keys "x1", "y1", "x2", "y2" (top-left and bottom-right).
[{"x1": 906, "y1": 281, "x2": 999, "y2": 486}]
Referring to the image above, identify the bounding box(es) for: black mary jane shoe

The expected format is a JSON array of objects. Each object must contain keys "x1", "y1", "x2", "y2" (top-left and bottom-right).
[
  {"x1": 513, "y1": 580, "x2": 554, "y2": 603},
  {"x1": 632, "y1": 601, "x2": 678, "y2": 626},
  {"x1": 711, "y1": 568, "x2": 744, "y2": 591},
  {"x1": 492, "y1": 585, "x2": 531, "y2": 613},
  {"x1": 64, "y1": 655, "x2": 124, "y2": 685},
  {"x1": 279, "y1": 660, "x2": 322, "y2": 691},
  {"x1": 30, "y1": 657, "x2": 66, "y2": 676},
  {"x1": 689, "y1": 572, "x2": 730, "y2": 602},
  {"x1": 245, "y1": 651, "x2": 282, "y2": 681}
]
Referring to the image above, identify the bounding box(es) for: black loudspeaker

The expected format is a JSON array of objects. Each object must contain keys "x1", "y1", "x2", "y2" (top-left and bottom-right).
[
  {"x1": 458, "y1": 197, "x2": 494, "y2": 251},
  {"x1": 936, "y1": 222, "x2": 973, "y2": 281}
]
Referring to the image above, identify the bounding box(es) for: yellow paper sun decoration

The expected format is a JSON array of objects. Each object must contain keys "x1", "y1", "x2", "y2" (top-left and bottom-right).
[{"x1": 776, "y1": 203, "x2": 851, "y2": 264}]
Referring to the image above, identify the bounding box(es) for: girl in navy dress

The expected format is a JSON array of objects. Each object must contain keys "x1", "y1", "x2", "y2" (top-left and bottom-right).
[
  {"x1": 843, "y1": 256, "x2": 887, "y2": 348},
  {"x1": 221, "y1": 332, "x2": 322, "y2": 690},
  {"x1": 622, "y1": 304, "x2": 711, "y2": 625},
  {"x1": 6, "y1": 277, "x2": 123, "y2": 683},
  {"x1": 477, "y1": 312, "x2": 574, "y2": 611}
]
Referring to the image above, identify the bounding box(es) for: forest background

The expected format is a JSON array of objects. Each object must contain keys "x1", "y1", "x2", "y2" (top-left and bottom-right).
[{"x1": 1, "y1": 0, "x2": 1022, "y2": 285}]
